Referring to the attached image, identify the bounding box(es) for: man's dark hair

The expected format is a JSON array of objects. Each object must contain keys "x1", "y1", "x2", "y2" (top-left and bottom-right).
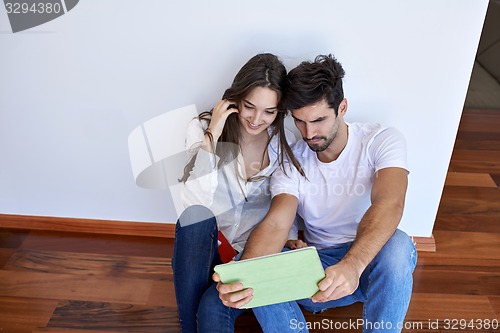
[{"x1": 284, "y1": 54, "x2": 345, "y2": 115}]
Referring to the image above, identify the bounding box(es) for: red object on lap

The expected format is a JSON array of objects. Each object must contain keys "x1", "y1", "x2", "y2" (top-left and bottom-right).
[{"x1": 218, "y1": 231, "x2": 236, "y2": 263}]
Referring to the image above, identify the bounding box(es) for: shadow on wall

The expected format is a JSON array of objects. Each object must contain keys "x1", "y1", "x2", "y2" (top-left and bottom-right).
[
  {"x1": 464, "y1": 0, "x2": 500, "y2": 109},
  {"x1": 128, "y1": 105, "x2": 198, "y2": 219}
]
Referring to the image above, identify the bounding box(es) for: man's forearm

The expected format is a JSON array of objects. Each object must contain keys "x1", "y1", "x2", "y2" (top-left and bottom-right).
[
  {"x1": 342, "y1": 167, "x2": 408, "y2": 275},
  {"x1": 240, "y1": 194, "x2": 299, "y2": 260},
  {"x1": 240, "y1": 222, "x2": 289, "y2": 260},
  {"x1": 342, "y1": 202, "x2": 403, "y2": 274}
]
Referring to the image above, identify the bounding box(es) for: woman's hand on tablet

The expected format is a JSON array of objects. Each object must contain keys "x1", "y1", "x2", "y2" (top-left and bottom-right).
[{"x1": 285, "y1": 239, "x2": 308, "y2": 250}]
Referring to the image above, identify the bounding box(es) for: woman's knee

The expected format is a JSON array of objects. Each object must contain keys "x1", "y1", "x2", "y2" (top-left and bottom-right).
[
  {"x1": 178, "y1": 205, "x2": 216, "y2": 227},
  {"x1": 175, "y1": 205, "x2": 217, "y2": 240},
  {"x1": 173, "y1": 205, "x2": 218, "y2": 264}
]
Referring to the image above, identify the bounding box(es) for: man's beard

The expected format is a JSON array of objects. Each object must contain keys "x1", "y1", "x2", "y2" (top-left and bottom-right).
[
  {"x1": 305, "y1": 118, "x2": 339, "y2": 152},
  {"x1": 306, "y1": 135, "x2": 335, "y2": 152}
]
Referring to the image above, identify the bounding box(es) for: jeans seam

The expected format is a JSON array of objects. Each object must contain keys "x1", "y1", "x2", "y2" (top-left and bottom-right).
[
  {"x1": 362, "y1": 260, "x2": 374, "y2": 331},
  {"x1": 206, "y1": 222, "x2": 217, "y2": 278},
  {"x1": 289, "y1": 302, "x2": 304, "y2": 333},
  {"x1": 225, "y1": 304, "x2": 233, "y2": 333},
  {"x1": 198, "y1": 222, "x2": 218, "y2": 331}
]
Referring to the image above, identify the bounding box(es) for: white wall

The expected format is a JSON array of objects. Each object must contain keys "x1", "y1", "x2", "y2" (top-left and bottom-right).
[{"x1": 0, "y1": 0, "x2": 488, "y2": 237}]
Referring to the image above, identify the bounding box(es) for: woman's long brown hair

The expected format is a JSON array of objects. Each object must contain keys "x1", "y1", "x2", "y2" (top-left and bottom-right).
[{"x1": 179, "y1": 53, "x2": 304, "y2": 183}]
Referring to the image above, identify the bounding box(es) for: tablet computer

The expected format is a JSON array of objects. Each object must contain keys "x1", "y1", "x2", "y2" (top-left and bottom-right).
[{"x1": 214, "y1": 246, "x2": 325, "y2": 309}]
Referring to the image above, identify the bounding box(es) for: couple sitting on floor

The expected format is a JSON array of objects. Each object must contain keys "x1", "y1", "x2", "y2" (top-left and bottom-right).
[{"x1": 172, "y1": 53, "x2": 417, "y2": 333}]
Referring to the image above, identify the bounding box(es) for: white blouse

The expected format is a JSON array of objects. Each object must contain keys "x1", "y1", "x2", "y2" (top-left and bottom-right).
[{"x1": 181, "y1": 118, "x2": 297, "y2": 252}]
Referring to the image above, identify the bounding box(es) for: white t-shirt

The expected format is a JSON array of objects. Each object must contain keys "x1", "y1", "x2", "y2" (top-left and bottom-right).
[
  {"x1": 270, "y1": 122, "x2": 409, "y2": 249},
  {"x1": 181, "y1": 118, "x2": 297, "y2": 252}
]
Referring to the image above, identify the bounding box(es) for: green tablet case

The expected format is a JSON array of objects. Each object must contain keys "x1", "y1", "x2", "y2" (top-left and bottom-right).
[{"x1": 214, "y1": 246, "x2": 325, "y2": 309}]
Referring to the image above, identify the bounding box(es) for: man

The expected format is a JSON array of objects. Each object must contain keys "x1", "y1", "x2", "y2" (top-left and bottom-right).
[{"x1": 215, "y1": 54, "x2": 417, "y2": 332}]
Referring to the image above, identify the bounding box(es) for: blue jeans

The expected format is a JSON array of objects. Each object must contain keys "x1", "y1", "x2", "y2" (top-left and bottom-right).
[
  {"x1": 172, "y1": 205, "x2": 221, "y2": 332},
  {"x1": 172, "y1": 205, "x2": 307, "y2": 333},
  {"x1": 198, "y1": 285, "x2": 308, "y2": 333},
  {"x1": 255, "y1": 229, "x2": 417, "y2": 333}
]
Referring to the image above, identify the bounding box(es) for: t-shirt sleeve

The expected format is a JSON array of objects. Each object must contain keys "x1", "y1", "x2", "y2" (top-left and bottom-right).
[
  {"x1": 270, "y1": 157, "x2": 301, "y2": 199},
  {"x1": 368, "y1": 127, "x2": 409, "y2": 173}
]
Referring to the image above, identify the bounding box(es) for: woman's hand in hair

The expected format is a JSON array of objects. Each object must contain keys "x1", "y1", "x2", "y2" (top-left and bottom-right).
[{"x1": 207, "y1": 99, "x2": 239, "y2": 140}]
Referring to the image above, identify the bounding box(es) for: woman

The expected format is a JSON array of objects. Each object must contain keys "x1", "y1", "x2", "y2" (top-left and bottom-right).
[{"x1": 172, "y1": 53, "x2": 306, "y2": 332}]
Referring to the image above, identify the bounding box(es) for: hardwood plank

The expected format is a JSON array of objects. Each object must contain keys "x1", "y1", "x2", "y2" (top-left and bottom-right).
[
  {"x1": 0, "y1": 214, "x2": 174, "y2": 238},
  {"x1": 456, "y1": 114, "x2": 500, "y2": 133},
  {"x1": 444, "y1": 172, "x2": 497, "y2": 187},
  {"x1": 449, "y1": 149, "x2": 500, "y2": 173},
  {"x1": 454, "y1": 132, "x2": 500, "y2": 151},
  {"x1": 146, "y1": 280, "x2": 176, "y2": 307},
  {"x1": 491, "y1": 173, "x2": 500, "y2": 187},
  {"x1": 417, "y1": 254, "x2": 500, "y2": 273},
  {"x1": 433, "y1": 215, "x2": 500, "y2": 233},
  {"x1": 432, "y1": 231, "x2": 500, "y2": 260},
  {"x1": 2, "y1": 218, "x2": 433, "y2": 253},
  {"x1": 47, "y1": 300, "x2": 180, "y2": 333},
  {"x1": 437, "y1": 186, "x2": 500, "y2": 216},
  {"x1": 449, "y1": 160, "x2": 500, "y2": 173},
  {"x1": 456, "y1": 130, "x2": 500, "y2": 140},
  {"x1": 4, "y1": 249, "x2": 171, "y2": 280},
  {"x1": 440, "y1": 185, "x2": 500, "y2": 201},
  {"x1": 0, "y1": 248, "x2": 15, "y2": 268},
  {"x1": 454, "y1": 140, "x2": 500, "y2": 152},
  {"x1": 462, "y1": 109, "x2": 500, "y2": 116},
  {"x1": 34, "y1": 329, "x2": 123, "y2": 333},
  {"x1": 0, "y1": 270, "x2": 154, "y2": 305},
  {"x1": 0, "y1": 229, "x2": 30, "y2": 248},
  {"x1": 406, "y1": 293, "x2": 498, "y2": 321},
  {"x1": 0, "y1": 296, "x2": 58, "y2": 327},
  {"x1": 0, "y1": 325, "x2": 42, "y2": 333},
  {"x1": 412, "y1": 236, "x2": 436, "y2": 252},
  {"x1": 413, "y1": 269, "x2": 500, "y2": 296},
  {"x1": 489, "y1": 296, "x2": 500, "y2": 317},
  {"x1": 19, "y1": 230, "x2": 173, "y2": 258},
  {"x1": 438, "y1": 199, "x2": 500, "y2": 216}
]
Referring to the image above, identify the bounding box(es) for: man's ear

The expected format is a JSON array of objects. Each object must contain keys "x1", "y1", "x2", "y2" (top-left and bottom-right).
[{"x1": 338, "y1": 98, "x2": 348, "y2": 116}]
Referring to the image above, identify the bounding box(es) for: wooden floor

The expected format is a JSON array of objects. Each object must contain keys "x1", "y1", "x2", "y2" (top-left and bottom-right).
[{"x1": 1, "y1": 109, "x2": 499, "y2": 332}]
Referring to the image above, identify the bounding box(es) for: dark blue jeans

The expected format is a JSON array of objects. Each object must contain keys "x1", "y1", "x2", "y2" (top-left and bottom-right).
[
  {"x1": 172, "y1": 205, "x2": 221, "y2": 332},
  {"x1": 172, "y1": 205, "x2": 307, "y2": 333}
]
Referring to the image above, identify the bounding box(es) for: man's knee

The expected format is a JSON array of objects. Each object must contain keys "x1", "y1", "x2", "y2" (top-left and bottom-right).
[
  {"x1": 198, "y1": 283, "x2": 242, "y2": 331},
  {"x1": 375, "y1": 229, "x2": 417, "y2": 276}
]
